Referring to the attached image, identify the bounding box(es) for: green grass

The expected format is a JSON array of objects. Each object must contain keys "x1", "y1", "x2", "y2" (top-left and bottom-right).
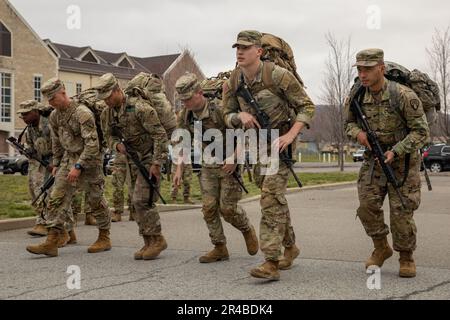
[{"x1": 0, "y1": 171, "x2": 357, "y2": 220}]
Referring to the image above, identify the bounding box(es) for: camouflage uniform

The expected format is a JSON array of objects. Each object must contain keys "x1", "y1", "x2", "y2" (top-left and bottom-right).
[
  {"x1": 345, "y1": 53, "x2": 430, "y2": 253},
  {"x1": 223, "y1": 32, "x2": 315, "y2": 262},
  {"x1": 111, "y1": 152, "x2": 136, "y2": 216},
  {"x1": 44, "y1": 87, "x2": 111, "y2": 231},
  {"x1": 17, "y1": 101, "x2": 52, "y2": 227},
  {"x1": 175, "y1": 73, "x2": 254, "y2": 251},
  {"x1": 99, "y1": 74, "x2": 168, "y2": 238}
]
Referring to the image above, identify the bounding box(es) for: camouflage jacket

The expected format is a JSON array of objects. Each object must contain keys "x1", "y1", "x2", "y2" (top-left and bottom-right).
[
  {"x1": 25, "y1": 115, "x2": 52, "y2": 163},
  {"x1": 223, "y1": 61, "x2": 315, "y2": 132},
  {"x1": 177, "y1": 99, "x2": 228, "y2": 167},
  {"x1": 147, "y1": 93, "x2": 177, "y2": 138},
  {"x1": 49, "y1": 100, "x2": 102, "y2": 168},
  {"x1": 100, "y1": 94, "x2": 168, "y2": 165},
  {"x1": 344, "y1": 78, "x2": 430, "y2": 158}
]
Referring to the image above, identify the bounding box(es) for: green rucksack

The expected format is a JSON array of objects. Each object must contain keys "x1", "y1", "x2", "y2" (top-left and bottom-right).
[
  {"x1": 75, "y1": 88, "x2": 107, "y2": 151},
  {"x1": 200, "y1": 71, "x2": 231, "y2": 103}
]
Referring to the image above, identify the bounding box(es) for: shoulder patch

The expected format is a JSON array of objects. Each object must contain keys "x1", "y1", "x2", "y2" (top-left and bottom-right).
[
  {"x1": 76, "y1": 105, "x2": 94, "y2": 124},
  {"x1": 410, "y1": 99, "x2": 420, "y2": 110}
]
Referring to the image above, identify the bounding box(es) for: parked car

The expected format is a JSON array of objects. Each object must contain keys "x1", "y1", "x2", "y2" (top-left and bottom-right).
[
  {"x1": 422, "y1": 144, "x2": 450, "y2": 173},
  {"x1": 0, "y1": 154, "x2": 29, "y2": 175},
  {"x1": 352, "y1": 148, "x2": 365, "y2": 162}
]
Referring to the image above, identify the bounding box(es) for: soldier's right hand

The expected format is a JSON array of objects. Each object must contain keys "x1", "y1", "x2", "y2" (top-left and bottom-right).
[
  {"x1": 51, "y1": 166, "x2": 58, "y2": 176},
  {"x1": 356, "y1": 131, "x2": 372, "y2": 151},
  {"x1": 238, "y1": 112, "x2": 261, "y2": 129},
  {"x1": 116, "y1": 143, "x2": 127, "y2": 155}
]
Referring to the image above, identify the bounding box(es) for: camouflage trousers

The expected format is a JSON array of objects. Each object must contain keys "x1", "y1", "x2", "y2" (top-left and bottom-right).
[
  {"x1": 357, "y1": 156, "x2": 421, "y2": 252},
  {"x1": 199, "y1": 166, "x2": 250, "y2": 245},
  {"x1": 68, "y1": 191, "x2": 91, "y2": 230},
  {"x1": 111, "y1": 158, "x2": 136, "y2": 215},
  {"x1": 28, "y1": 160, "x2": 50, "y2": 225},
  {"x1": 131, "y1": 165, "x2": 162, "y2": 236},
  {"x1": 254, "y1": 161, "x2": 295, "y2": 261},
  {"x1": 46, "y1": 160, "x2": 111, "y2": 230},
  {"x1": 171, "y1": 163, "x2": 192, "y2": 198}
]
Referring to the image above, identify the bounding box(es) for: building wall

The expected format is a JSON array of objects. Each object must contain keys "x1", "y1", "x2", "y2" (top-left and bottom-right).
[
  {"x1": 59, "y1": 71, "x2": 129, "y2": 97},
  {"x1": 0, "y1": 0, "x2": 58, "y2": 154}
]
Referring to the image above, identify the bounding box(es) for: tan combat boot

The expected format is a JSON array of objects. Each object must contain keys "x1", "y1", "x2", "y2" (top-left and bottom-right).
[
  {"x1": 199, "y1": 244, "x2": 229, "y2": 263},
  {"x1": 399, "y1": 251, "x2": 416, "y2": 278},
  {"x1": 27, "y1": 224, "x2": 48, "y2": 237},
  {"x1": 365, "y1": 237, "x2": 393, "y2": 269},
  {"x1": 87, "y1": 229, "x2": 111, "y2": 253},
  {"x1": 184, "y1": 196, "x2": 194, "y2": 204},
  {"x1": 142, "y1": 235, "x2": 168, "y2": 260},
  {"x1": 279, "y1": 244, "x2": 301, "y2": 270},
  {"x1": 26, "y1": 228, "x2": 60, "y2": 257},
  {"x1": 111, "y1": 212, "x2": 122, "y2": 222},
  {"x1": 57, "y1": 229, "x2": 69, "y2": 248},
  {"x1": 68, "y1": 229, "x2": 77, "y2": 244},
  {"x1": 250, "y1": 260, "x2": 280, "y2": 281},
  {"x1": 171, "y1": 196, "x2": 177, "y2": 203},
  {"x1": 242, "y1": 226, "x2": 258, "y2": 255},
  {"x1": 134, "y1": 236, "x2": 151, "y2": 260}
]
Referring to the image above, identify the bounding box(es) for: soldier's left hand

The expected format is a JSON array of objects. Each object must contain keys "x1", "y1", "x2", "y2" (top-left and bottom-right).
[
  {"x1": 384, "y1": 151, "x2": 395, "y2": 164},
  {"x1": 67, "y1": 167, "x2": 81, "y2": 183},
  {"x1": 149, "y1": 164, "x2": 161, "y2": 182},
  {"x1": 273, "y1": 133, "x2": 295, "y2": 153}
]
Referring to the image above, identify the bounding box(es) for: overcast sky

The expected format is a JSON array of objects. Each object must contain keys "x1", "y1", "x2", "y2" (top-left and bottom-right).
[{"x1": 8, "y1": 0, "x2": 450, "y2": 102}]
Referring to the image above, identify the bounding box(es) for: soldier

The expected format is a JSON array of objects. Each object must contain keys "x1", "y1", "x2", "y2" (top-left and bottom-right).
[
  {"x1": 26, "y1": 79, "x2": 112, "y2": 257},
  {"x1": 173, "y1": 73, "x2": 258, "y2": 263},
  {"x1": 16, "y1": 100, "x2": 52, "y2": 237},
  {"x1": 223, "y1": 31, "x2": 315, "y2": 280},
  {"x1": 344, "y1": 49, "x2": 430, "y2": 278},
  {"x1": 111, "y1": 152, "x2": 136, "y2": 222},
  {"x1": 97, "y1": 73, "x2": 169, "y2": 260}
]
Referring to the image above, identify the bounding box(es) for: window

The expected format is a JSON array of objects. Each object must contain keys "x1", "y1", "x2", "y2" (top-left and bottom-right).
[
  {"x1": 118, "y1": 58, "x2": 133, "y2": 68},
  {"x1": 81, "y1": 51, "x2": 98, "y2": 63},
  {"x1": 76, "y1": 83, "x2": 82, "y2": 95},
  {"x1": 442, "y1": 147, "x2": 450, "y2": 154},
  {"x1": 1, "y1": 73, "x2": 12, "y2": 122},
  {"x1": 0, "y1": 22, "x2": 11, "y2": 57},
  {"x1": 34, "y1": 76, "x2": 42, "y2": 102}
]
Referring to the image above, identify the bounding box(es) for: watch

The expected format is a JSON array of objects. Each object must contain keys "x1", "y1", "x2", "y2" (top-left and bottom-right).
[{"x1": 74, "y1": 163, "x2": 83, "y2": 170}]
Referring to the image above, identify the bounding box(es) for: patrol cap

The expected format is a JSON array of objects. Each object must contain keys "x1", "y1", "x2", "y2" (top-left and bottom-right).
[
  {"x1": 175, "y1": 73, "x2": 201, "y2": 100},
  {"x1": 232, "y1": 30, "x2": 262, "y2": 48},
  {"x1": 16, "y1": 100, "x2": 42, "y2": 114},
  {"x1": 353, "y1": 48, "x2": 384, "y2": 67},
  {"x1": 95, "y1": 73, "x2": 119, "y2": 100},
  {"x1": 41, "y1": 78, "x2": 65, "y2": 99}
]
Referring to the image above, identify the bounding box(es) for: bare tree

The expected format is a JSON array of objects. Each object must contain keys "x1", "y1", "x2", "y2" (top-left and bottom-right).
[
  {"x1": 321, "y1": 32, "x2": 355, "y2": 171},
  {"x1": 427, "y1": 26, "x2": 450, "y2": 140}
]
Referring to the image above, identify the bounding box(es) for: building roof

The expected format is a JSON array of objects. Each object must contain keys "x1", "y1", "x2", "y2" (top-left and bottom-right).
[{"x1": 44, "y1": 40, "x2": 181, "y2": 79}]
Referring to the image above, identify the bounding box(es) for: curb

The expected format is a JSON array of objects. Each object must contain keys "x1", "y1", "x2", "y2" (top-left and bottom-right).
[
  {"x1": 0, "y1": 203, "x2": 202, "y2": 232},
  {"x1": 0, "y1": 181, "x2": 356, "y2": 232}
]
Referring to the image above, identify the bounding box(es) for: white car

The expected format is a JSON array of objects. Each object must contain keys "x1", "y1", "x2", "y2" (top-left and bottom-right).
[{"x1": 352, "y1": 148, "x2": 365, "y2": 162}]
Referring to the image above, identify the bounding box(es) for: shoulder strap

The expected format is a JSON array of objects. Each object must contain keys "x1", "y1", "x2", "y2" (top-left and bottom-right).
[{"x1": 388, "y1": 81, "x2": 407, "y2": 127}]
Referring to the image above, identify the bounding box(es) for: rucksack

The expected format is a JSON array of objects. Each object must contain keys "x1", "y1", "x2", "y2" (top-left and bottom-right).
[
  {"x1": 261, "y1": 33, "x2": 304, "y2": 86},
  {"x1": 125, "y1": 72, "x2": 177, "y2": 137},
  {"x1": 351, "y1": 61, "x2": 441, "y2": 127},
  {"x1": 75, "y1": 88, "x2": 107, "y2": 151},
  {"x1": 200, "y1": 71, "x2": 231, "y2": 104}
]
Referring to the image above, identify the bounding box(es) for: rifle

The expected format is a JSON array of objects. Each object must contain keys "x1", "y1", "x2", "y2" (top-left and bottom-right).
[
  {"x1": 351, "y1": 86, "x2": 407, "y2": 209},
  {"x1": 7, "y1": 136, "x2": 55, "y2": 205},
  {"x1": 31, "y1": 175, "x2": 55, "y2": 206},
  {"x1": 236, "y1": 74, "x2": 303, "y2": 188},
  {"x1": 111, "y1": 124, "x2": 166, "y2": 205},
  {"x1": 232, "y1": 170, "x2": 249, "y2": 194},
  {"x1": 6, "y1": 136, "x2": 50, "y2": 167}
]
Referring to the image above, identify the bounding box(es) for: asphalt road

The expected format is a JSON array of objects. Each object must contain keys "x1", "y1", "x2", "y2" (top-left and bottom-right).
[{"x1": 0, "y1": 175, "x2": 449, "y2": 300}]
